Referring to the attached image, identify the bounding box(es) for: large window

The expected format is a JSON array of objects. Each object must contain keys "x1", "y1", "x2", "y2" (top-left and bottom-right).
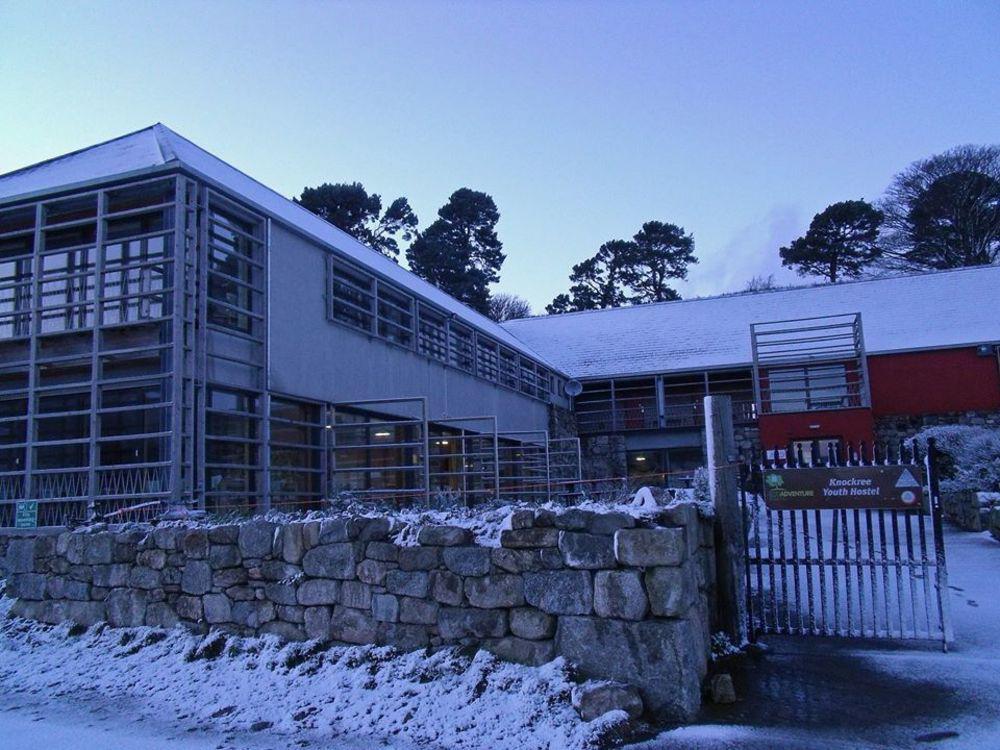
[
  {"x1": 269, "y1": 397, "x2": 323, "y2": 509},
  {"x1": 207, "y1": 204, "x2": 262, "y2": 336},
  {"x1": 0, "y1": 224, "x2": 33, "y2": 339},
  {"x1": 205, "y1": 386, "x2": 261, "y2": 513},
  {"x1": 330, "y1": 409, "x2": 424, "y2": 495},
  {"x1": 769, "y1": 364, "x2": 849, "y2": 413}
]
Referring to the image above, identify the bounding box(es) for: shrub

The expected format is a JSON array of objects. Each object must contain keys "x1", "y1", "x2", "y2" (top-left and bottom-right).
[{"x1": 910, "y1": 425, "x2": 1000, "y2": 492}]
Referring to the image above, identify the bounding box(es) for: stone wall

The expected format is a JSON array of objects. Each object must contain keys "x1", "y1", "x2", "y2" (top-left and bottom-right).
[
  {"x1": 732, "y1": 424, "x2": 761, "y2": 456},
  {"x1": 580, "y1": 434, "x2": 627, "y2": 480},
  {"x1": 2, "y1": 503, "x2": 714, "y2": 721},
  {"x1": 874, "y1": 410, "x2": 1000, "y2": 444},
  {"x1": 941, "y1": 490, "x2": 1000, "y2": 532},
  {"x1": 548, "y1": 403, "x2": 579, "y2": 440},
  {"x1": 989, "y1": 507, "x2": 1000, "y2": 544}
]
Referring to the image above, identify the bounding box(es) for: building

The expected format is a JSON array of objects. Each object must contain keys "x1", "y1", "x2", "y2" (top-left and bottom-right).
[
  {"x1": 505, "y1": 267, "x2": 1000, "y2": 483},
  {"x1": 0, "y1": 125, "x2": 579, "y2": 526},
  {"x1": 2, "y1": 125, "x2": 999, "y2": 525}
]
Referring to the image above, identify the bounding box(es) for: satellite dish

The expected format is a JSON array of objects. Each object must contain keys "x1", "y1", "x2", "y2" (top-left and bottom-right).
[{"x1": 564, "y1": 379, "x2": 583, "y2": 397}]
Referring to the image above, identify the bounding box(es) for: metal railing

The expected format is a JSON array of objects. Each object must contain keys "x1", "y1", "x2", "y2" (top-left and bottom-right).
[{"x1": 576, "y1": 394, "x2": 756, "y2": 434}]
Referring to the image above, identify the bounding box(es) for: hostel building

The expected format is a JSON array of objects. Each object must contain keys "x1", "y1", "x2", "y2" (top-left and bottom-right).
[{"x1": 1, "y1": 126, "x2": 998, "y2": 524}]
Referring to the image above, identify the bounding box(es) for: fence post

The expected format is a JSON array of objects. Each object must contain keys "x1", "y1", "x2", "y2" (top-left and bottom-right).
[
  {"x1": 925, "y1": 437, "x2": 954, "y2": 649},
  {"x1": 705, "y1": 395, "x2": 748, "y2": 645}
]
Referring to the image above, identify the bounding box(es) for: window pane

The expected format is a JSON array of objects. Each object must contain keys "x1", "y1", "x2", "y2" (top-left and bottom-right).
[
  {"x1": 106, "y1": 180, "x2": 174, "y2": 214},
  {"x1": 37, "y1": 413, "x2": 90, "y2": 442},
  {"x1": 418, "y1": 305, "x2": 447, "y2": 361},
  {"x1": 449, "y1": 323, "x2": 474, "y2": 373},
  {"x1": 45, "y1": 195, "x2": 97, "y2": 225}
]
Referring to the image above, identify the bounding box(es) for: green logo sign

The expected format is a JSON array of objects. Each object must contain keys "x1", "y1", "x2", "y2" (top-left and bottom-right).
[
  {"x1": 765, "y1": 473, "x2": 784, "y2": 489},
  {"x1": 15, "y1": 501, "x2": 38, "y2": 529}
]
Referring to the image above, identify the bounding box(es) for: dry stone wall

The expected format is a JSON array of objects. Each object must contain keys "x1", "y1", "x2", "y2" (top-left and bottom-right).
[
  {"x1": 942, "y1": 490, "x2": 1000, "y2": 532},
  {"x1": 3, "y1": 503, "x2": 714, "y2": 721}
]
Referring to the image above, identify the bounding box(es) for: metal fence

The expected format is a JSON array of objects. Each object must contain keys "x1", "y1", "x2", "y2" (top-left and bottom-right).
[{"x1": 741, "y1": 438, "x2": 952, "y2": 649}]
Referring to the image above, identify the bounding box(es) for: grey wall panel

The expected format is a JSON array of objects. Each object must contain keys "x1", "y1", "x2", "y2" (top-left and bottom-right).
[{"x1": 267, "y1": 224, "x2": 550, "y2": 432}]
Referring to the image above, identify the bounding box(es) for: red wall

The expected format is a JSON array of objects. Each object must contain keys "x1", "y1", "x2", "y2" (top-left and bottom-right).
[
  {"x1": 758, "y1": 347, "x2": 1000, "y2": 448},
  {"x1": 759, "y1": 408, "x2": 875, "y2": 449},
  {"x1": 868, "y1": 347, "x2": 1000, "y2": 417}
]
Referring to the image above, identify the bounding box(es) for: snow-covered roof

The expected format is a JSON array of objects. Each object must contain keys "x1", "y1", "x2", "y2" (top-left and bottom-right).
[
  {"x1": 502, "y1": 266, "x2": 1000, "y2": 379},
  {"x1": 0, "y1": 125, "x2": 557, "y2": 369}
]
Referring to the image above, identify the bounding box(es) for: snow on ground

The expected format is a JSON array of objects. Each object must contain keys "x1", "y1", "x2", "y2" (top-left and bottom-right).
[
  {"x1": 638, "y1": 524, "x2": 1000, "y2": 749},
  {"x1": 0, "y1": 597, "x2": 629, "y2": 750}
]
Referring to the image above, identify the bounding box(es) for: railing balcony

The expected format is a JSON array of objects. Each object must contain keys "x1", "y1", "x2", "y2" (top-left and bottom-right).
[{"x1": 576, "y1": 393, "x2": 757, "y2": 434}]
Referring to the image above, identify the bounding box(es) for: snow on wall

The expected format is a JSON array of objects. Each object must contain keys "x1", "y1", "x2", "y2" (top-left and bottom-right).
[
  {"x1": 3, "y1": 504, "x2": 715, "y2": 721},
  {"x1": 502, "y1": 266, "x2": 1000, "y2": 380}
]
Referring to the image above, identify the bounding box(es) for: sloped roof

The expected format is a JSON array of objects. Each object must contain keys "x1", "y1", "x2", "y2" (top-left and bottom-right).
[
  {"x1": 502, "y1": 266, "x2": 1000, "y2": 379},
  {"x1": 0, "y1": 125, "x2": 557, "y2": 368}
]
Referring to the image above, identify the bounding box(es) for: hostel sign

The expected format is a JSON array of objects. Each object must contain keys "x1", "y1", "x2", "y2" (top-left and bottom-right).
[{"x1": 762, "y1": 465, "x2": 925, "y2": 511}]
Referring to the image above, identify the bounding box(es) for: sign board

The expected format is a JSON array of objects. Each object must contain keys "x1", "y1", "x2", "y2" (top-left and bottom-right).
[
  {"x1": 762, "y1": 465, "x2": 925, "y2": 510},
  {"x1": 15, "y1": 500, "x2": 39, "y2": 529}
]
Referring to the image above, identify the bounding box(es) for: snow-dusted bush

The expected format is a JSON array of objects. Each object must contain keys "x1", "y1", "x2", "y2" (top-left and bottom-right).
[
  {"x1": 910, "y1": 425, "x2": 1000, "y2": 492},
  {"x1": 691, "y1": 467, "x2": 712, "y2": 504}
]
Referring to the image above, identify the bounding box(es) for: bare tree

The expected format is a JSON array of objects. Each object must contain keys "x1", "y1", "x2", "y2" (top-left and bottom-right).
[
  {"x1": 879, "y1": 145, "x2": 1000, "y2": 271},
  {"x1": 742, "y1": 274, "x2": 777, "y2": 292},
  {"x1": 487, "y1": 292, "x2": 532, "y2": 322}
]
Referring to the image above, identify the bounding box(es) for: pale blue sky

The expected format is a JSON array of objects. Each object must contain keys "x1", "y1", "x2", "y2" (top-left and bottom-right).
[{"x1": 1, "y1": 0, "x2": 997, "y2": 311}]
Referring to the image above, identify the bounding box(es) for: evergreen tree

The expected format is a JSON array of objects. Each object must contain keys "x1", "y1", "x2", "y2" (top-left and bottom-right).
[
  {"x1": 779, "y1": 200, "x2": 883, "y2": 282},
  {"x1": 628, "y1": 221, "x2": 697, "y2": 302},
  {"x1": 406, "y1": 189, "x2": 505, "y2": 315},
  {"x1": 546, "y1": 222, "x2": 698, "y2": 313},
  {"x1": 545, "y1": 240, "x2": 635, "y2": 313},
  {"x1": 545, "y1": 293, "x2": 574, "y2": 315},
  {"x1": 880, "y1": 145, "x2": 1000, "y2": 270},
  {"x1": 295, "y1": 182, "x2": 418, "y2": 261}
]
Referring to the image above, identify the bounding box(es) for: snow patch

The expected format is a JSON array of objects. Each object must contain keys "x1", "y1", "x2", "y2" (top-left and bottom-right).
[{"x1": 0, "y1": 597, "x2": 630, "y2": 750}]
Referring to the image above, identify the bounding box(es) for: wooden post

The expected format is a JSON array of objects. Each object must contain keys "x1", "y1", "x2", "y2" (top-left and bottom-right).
[{"x1": 705, "y1": 395, "x2": 748, "y2": 644}]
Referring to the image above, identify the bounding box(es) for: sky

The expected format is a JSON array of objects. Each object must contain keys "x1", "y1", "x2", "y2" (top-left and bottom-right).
[{"x1": 0, "y1": 0, "x2": 997, "y2": 312}]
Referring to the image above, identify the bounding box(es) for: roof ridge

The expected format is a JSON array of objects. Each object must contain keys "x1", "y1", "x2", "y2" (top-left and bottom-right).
[
  {"x1": 506, "y1": 264, "x2": 1000, "y2": 326},
  {"x1": 151, "y1": 123, "x2": 179, "y2": 163},
  {"x1": 0, "y1": 124, "x2": 163, "y2": 181}
]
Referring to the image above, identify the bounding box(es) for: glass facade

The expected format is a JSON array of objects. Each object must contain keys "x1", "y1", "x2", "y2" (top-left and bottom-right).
[
  {"x1": 0, "y1": 178, "x2": 178, "y2": 525},
  {"x1": 0, "y1": 171, "x2": 573, "y2": 524}
]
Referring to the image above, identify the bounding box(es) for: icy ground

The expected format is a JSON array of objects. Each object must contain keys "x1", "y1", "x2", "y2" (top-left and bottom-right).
[
  {"x1": 640, "y1": 524, "x2": 1000, "y2": 749},
  {"x1": 0, "y1": 600, "x2": 629, "y2": 750}
]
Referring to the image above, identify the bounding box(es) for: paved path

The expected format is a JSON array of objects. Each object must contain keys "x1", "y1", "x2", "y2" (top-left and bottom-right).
[{"x1": 638, "y1": 525, "x2": 1000, "y2": 749}]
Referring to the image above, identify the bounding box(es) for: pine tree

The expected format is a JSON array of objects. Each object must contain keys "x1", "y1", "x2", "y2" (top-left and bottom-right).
[
  {"x1": 627, "y1": 221, "x2": 697, "y2": 302},
  {"x1": 779, "y1": 200, "x2": 883, "y2": 282},
  {"x1": 406, "y1": 189, "x2": 505, "y2": 315},
  {"x1": 546, "y1": 222, "x2": 698, "y2": 313},
  {"x1": 295, "y1": 182, "x2": 418, "y2": 261},
  {"x1": 545, "y1": 240, "x2": 635, "y2": 313}
]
